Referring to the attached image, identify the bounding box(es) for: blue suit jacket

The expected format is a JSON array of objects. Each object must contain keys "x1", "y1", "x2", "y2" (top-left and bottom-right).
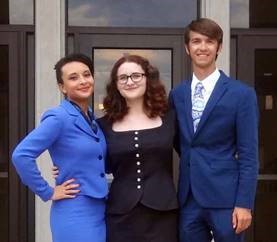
[
  {"x1": 170, "y1": 71, "x2": 259, "y2": 209},
  {"x1": 12, "y1": 99, "x2": 108, "y2": 201}
]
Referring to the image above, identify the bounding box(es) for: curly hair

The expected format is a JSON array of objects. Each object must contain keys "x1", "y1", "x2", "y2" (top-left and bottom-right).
[{"x1": 103, "y1": 55, "x2": 168, "y2": 122}]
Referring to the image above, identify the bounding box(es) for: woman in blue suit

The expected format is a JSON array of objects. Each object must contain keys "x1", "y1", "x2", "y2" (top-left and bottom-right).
[{"x1": 12, "y1": 53, "x2": 108, "y2": 242}]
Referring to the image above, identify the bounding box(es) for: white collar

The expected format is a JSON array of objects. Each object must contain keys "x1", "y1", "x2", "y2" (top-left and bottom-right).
[{"x1": 191, "y1": 69, "x2": 220, "y2": 94}]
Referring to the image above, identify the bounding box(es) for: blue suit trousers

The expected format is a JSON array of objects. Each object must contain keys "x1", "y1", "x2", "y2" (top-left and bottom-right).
[{"x1": 179, "y1": 193, "x2": 245, "y2": 242}]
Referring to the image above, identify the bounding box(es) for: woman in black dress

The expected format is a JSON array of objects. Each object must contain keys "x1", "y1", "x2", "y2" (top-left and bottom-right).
[{"x1": 98, "y1": 54, "x2": 179, "y2": 242}]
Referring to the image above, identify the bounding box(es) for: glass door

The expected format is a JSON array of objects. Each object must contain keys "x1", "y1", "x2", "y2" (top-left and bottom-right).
[
  {"x1": 67, "y1": 27, "x2": 188, "y2": 184},
  {"x1": 67, "y1": 28, "x2": 189, "y2": 114},
  {"x1": 93, "y1": 48, "x2": 172, "y2": 117}
]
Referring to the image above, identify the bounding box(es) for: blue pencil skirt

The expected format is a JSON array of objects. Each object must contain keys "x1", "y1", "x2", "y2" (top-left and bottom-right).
[{"x1": 50, "y1": 195, "x2": 106, "y2": 242}]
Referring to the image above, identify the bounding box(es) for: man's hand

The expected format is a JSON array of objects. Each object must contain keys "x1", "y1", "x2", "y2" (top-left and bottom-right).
[{"x1": 232, "y1": 207, "x2": 252, "y2": 234}]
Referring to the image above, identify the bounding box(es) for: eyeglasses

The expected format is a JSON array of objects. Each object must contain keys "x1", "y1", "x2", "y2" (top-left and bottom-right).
[{"x1": 117, "y1": 72, "x2": 145, "y2": 85}]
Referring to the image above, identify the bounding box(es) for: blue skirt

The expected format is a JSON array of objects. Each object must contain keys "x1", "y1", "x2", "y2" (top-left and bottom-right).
[{"x1": 50, "y1": 195, "x2": 106, "y2": 242}]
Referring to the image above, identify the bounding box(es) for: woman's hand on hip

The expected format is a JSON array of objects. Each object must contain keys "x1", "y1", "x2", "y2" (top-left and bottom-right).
[
  {"x1": 51, "y1": 178, "x2": 80, "y2": 200},
  {"x1": 52, "y1": 166, "x2": 59, "y2": 179}
]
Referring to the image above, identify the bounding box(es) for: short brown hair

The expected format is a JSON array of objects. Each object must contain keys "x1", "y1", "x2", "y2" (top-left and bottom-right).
[
  {"x1": 54, "y1": 53, "x2": 94, "y2": 85},
  {"x1": 184, "y1": 18, "x2": 223, "y2": 45},
  {"x1": 103, "y1": 55, "x2": 168, "y2": 122}
]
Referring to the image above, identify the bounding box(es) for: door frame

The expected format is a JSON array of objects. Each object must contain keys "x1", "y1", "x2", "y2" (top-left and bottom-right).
[
  {"x1": 67, "y1": 27, "x2": 190, "y2": 86},
  {"x1": 67, "y1": 26, "x2": 189, "y2": 186},
  {"x1": 231, "y1": 28, "x2": 277, "y2": 84},
  {"x1": 0, "y1": 25, "x2": 35, "y2": 242}
]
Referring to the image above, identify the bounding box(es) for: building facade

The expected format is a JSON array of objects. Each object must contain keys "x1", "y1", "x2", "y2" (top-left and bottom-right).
[{"x1": 0, "y1": 0, "x2": 276, "y2": 241}]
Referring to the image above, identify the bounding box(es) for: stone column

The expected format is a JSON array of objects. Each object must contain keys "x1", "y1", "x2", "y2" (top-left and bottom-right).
[
  {"x1": 201, "y1": 0, "x2": 230, "y2": 74},
  {"x1": 35, "y1": 1, "x2": 65, "y2": 241}
]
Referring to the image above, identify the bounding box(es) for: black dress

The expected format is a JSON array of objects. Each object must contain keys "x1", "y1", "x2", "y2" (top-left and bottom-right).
[{"x1": 98, "y1": 110, "x2": 179, "y2": 242}]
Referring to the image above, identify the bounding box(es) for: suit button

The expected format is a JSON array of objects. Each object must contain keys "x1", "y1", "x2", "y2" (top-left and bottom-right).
[
  {"x1": 137, "y1": 169, "x2": 141, "y2": 173},
  {"x1": 137, "y1": 185, "x2": 141, "y2": 189},
  {"x1": 98, "y1": 155, "x2": 103, "y2": 160},
  {"x1": 136, "y1": 161, "x2": 141, "y2": 166},
  {"x1": 100, "y1": 173, "x2": 105, "y2": 177},
  {"x1": 95, "y1": 138, "x2": 100, "y2": 142},
  {"x1": 135, "y1": 131, "x2": 139, "y2": 135},
  {"x1": 134, "y1": 137, "x2": 138, "y2": 141},
  {"x1": 137, "y1": 178, "x2": 141, "y2": 182},
  {"x1": 135, "y1": 144, "x2": 139, "y2": 148},
  {"x1": 136, "y1": 153, "x2": 140, "y2": 158}
]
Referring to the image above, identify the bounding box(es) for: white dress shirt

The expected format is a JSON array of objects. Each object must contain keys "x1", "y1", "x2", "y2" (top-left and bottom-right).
[{"x1": 191, "y1": 68, "x2": 220, "y2": 109}]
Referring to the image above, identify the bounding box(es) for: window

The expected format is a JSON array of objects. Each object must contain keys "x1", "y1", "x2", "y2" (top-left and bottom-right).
[
  {"x1": 0, "y1": 0, "x2": 34, "y2": 25},
  {"x1": 68, "y1": 0, "x2": 198, "y2": 27},
  {"x1": 231, "y1": 0, "x2": 277, "y2": 28}
]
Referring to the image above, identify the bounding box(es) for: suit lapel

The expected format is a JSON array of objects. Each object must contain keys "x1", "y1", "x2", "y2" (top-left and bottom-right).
[
  {"x1": 194, "y1": 72, "x2": 228, "y2": 137},
  {"x1": 74, "y1": 115, "x2": 98, "y2": 138},
  {"x1": 61, "y1": 99, "x2": 97, "y2": 138}
]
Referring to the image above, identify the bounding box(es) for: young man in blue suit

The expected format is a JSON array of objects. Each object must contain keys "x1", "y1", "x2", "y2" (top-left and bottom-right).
[{"x1": 170, "y1": 18, "x2": 259, "y2": 242}]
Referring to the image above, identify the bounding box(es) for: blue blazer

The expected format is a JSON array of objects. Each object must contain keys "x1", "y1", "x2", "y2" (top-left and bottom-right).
[
  {"x1": 170, "y1": 71, "x2": 259, "y2": 209},
  {"x1": 12, "y1": 99, "x2": 108, "y2": 201}
]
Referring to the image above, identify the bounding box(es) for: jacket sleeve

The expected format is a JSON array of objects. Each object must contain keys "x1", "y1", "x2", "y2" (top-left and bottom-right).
[
  {"x1": 168, "y1": 90, "x2": 180, "y2": 156},
  {"x1": 12, "y1": 108, "x2": 63, "y2": 201},
  {"x1": 235, "y1": 87, "x2": 259, "y2": 209}
]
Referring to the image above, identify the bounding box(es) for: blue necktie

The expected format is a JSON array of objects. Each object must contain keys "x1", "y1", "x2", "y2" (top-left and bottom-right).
[{"x1": 192, "y1": 82, "x2": 205, "y2": 132}]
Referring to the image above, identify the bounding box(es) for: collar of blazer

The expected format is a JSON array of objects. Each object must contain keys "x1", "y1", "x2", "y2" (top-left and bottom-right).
[{"x1": 60, "y1": 99, "x2": 99, "y2": 138}]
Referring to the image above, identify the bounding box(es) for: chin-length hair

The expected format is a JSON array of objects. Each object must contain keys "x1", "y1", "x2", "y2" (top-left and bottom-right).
[{"x1": 103, "y1": 54, "x2": 168, "y2": 122}]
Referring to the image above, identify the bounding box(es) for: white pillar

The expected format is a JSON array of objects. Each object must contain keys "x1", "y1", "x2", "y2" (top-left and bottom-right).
[
  {"x1": 35, "y1": 1, "x2": 65, "y2": 242},
  {"x1": 201, "y1": 0, "x2": 230, "y2": 75}
]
